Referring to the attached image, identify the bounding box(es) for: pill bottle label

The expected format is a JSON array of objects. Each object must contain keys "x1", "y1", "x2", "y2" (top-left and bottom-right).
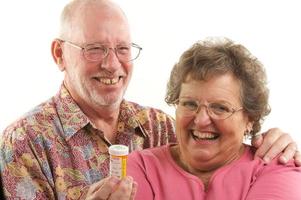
[
  {"x1": 109, "y1": 145, "x2": 129, "y2": 179},
  {"x1": 110, "y1": 154, "x2": 127, "y2": 179}
]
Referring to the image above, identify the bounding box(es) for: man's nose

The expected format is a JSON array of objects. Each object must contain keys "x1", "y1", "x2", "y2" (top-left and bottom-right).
[{"x1": 101, "y1": 49, "x2": 121, "y2": 71}]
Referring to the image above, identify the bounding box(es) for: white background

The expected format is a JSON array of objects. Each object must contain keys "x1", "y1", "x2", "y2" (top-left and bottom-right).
[{"x1": 0, "y1": 0, "x2": 300, "y2": 146}]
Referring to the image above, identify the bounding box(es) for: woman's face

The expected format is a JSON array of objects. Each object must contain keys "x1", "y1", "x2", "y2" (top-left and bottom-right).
[{"x1": 175, "y1": 73, "x2": 251, "y2": 172}]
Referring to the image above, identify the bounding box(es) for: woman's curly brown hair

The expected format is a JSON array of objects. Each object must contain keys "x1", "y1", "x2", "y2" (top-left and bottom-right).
[{"x1": 165, "y1": 37, "x2": 271, "y2": 134}]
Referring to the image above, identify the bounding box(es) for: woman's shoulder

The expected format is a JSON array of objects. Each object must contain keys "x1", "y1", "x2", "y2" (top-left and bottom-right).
[{"x1": 128, "y1": 145, "x2": 170, "y2": 162}]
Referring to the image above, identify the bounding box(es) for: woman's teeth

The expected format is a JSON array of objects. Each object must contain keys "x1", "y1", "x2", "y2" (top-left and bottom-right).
[{"x1": 192, "y1": 131, "x2": 218, "y2": 140}]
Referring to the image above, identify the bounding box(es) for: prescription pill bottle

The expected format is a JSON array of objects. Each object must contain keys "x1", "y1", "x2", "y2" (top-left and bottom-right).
[{"x1": 109, "y1": 145, "x2": 129, "y2": 179}]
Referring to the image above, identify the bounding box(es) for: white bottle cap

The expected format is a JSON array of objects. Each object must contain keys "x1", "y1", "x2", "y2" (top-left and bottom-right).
[{"x1": 109, "y1": 145, "x2": 129, "y2": 156}]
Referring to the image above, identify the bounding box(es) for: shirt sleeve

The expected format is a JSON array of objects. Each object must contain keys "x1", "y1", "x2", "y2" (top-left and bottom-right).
[
  {"x1": 0, "y1": 126, "x2": 55, "y2": 199},
  {"x1": 149, "y1": 109, "x2": 177, "y2": 146},
  {"x1": 127, "y1": 151, "x2": 154, "y2": 200},
  {"x1": 245, "y1": 161, "x2": 301, "y2": 200}
]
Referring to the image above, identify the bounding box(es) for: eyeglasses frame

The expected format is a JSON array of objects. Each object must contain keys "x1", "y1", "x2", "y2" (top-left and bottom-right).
[
  {"x1": 175, "y1": 98, "x2": 244, "y2": 120},
  {"x1": 59, "y1": 39, "x2": 142, "y2": 62}
]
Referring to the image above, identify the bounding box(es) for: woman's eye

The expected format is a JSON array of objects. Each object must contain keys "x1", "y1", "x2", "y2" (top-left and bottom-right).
[
  {"x1": 210, "y1": 103, "x2": 231, "y2": 113},
  {"x1": 182, "y1": 101, "x2": 198, "y2": 110}
]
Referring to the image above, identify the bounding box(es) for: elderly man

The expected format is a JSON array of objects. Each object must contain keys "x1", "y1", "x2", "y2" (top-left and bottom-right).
[{"x1": 0, "y1": 0, "x2": 299, "y2": 199}]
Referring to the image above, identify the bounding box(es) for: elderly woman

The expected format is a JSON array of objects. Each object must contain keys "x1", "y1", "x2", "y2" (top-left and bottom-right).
[{"x1": 127, "y1": 38, "x2": 301, "y2": 199}]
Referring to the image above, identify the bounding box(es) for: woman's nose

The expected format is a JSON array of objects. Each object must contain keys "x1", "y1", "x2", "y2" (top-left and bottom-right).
[{"x1": 193, "y1": 106, "x2": 212, "y2": 125}]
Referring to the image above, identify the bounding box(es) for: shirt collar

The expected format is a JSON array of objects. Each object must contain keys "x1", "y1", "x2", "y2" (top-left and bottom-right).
[
  {"x1": 119, "y1": 100, "x2": 149, "y2": 138},
  {"x1": 55, "y1": 83, "x2": 149, "y2": 140},
  {"x1": 55, "y1": 84, "x2": 89, "y2": 140}
]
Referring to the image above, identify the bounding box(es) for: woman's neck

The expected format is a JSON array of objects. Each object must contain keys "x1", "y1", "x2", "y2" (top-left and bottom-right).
[{"x1": 170, "y1": 144, "x2": 245, "y2": 191}]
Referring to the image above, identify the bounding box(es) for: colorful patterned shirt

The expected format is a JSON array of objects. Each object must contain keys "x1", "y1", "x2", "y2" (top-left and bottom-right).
[{"x1": 0, "y1": 84, "x2": 176, "y2": 200}]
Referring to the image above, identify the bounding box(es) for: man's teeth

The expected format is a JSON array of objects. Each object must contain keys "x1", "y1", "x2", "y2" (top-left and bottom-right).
[
  {"x1": 192, "y1": 131, "x2": 217, "y2": 140},
  {"x1": 99, "y1": 77, "x2": 119, "y2": 85}
]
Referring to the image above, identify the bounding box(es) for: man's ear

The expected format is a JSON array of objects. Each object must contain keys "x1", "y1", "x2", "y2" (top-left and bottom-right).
[{"x1": 51, "y1": 39, "x2": 65, "y2": 71}]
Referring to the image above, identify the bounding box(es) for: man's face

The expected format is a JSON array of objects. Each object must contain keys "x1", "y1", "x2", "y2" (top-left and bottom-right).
[{"x1": 62, "y1": 5, "x2": 133, "y2": 111}]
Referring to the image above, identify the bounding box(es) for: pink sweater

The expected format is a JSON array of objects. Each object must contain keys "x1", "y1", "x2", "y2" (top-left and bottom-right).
[{"x1": 127, "y1": 144, "x2": 301, "y2": 200}]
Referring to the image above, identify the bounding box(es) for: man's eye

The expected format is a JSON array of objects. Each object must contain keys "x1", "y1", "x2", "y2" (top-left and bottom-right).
[
  {"x1": 210, "y1": 103, "x2": 231, "y2": 114},
  {"x1": 86, "y1": 46, "x2": 106, "y2": 53},
  {"x1": 117, "y1": 46, "x2": 130, "y2": 54}
]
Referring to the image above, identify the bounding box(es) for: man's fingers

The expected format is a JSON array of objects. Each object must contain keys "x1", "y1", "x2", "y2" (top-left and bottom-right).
[
  {"x1": 253, "y1": 128, "x2": 300, "y2": 165},
  {"x1": 263, "y1": 133, "x2": 294, "y2": 163},
  {"x1": 294, "y1": 151, "x2": 301, "y2": 167},
  {"x1": 278, "y1": 141, "x2": 298, "y2": 164},
  {"x1": 130, "y1": 181, "x2": 138, "y2": 200},
  {"x1": 96, "y1": 176, "x2": 120, "y2": 199},
  {"x1": 251, "y1": 132, "x2": 263, "y2": 148},
  {"x1": 85, "y1": 176, "x2": 136, "y2": 200},
  {"x1": 109, "y1": 176, "x2": 135, "y2": 200},
  {"x1": 254, "y1": 128, "x2": 283, "y2": 160},
  {"x1": 85, "y1": 178, "x2": 107, "y2": 200},
  {"x1": 88, "y1": 178, "x2": 106, "y2": 194},
  {"x1": 86, "y1": 176, "x2": 120, "y2": 200}
]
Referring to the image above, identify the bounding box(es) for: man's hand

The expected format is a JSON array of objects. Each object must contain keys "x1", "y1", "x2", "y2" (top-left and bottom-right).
[
  {"x1": 252, "y1": 128, "x2": 301, "y2": 166},
  {"x1": 86, "y1": 176, "x2": 137, "y2": 200}
]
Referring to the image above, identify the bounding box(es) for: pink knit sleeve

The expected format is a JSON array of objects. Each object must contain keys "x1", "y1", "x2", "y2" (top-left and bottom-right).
[
  {"x1": 127, "y1": 151, "x2": 155, "y2": 200},
  {"x1": 246, "y1": 161, "x2": 301, "y2": 200}
]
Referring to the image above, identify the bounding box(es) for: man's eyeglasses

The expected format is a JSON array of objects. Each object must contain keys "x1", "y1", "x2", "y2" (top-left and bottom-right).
[
  {"x1": 60, "y1": 40, "x2": 142, "y2": 62},
  {"x1": 176, "y1": 98, "x2": 243, "y2": 120}
]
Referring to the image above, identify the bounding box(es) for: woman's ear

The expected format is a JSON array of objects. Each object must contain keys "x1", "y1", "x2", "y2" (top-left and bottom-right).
[
  {"x1": 246, "y1": 122, "x2": 254, "y2": 133},
  {"x1": 51, "y1": 39, "x2": 65, "y2": 71}
]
